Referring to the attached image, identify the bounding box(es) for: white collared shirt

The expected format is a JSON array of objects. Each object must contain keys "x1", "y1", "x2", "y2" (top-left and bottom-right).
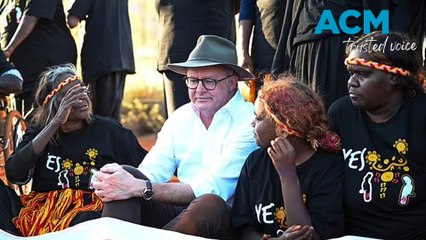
[{"x1": 138, "y1": 90, "x2": 258, "y2": 203}]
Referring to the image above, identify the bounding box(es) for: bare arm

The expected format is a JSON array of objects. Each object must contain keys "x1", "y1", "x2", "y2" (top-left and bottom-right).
[
  {"x1": 94, "y1": 164, "x2": 196, "y2": 205},
  {"x1": 4, "y1": 13, "x2": 39, "y2": 58},
  {"x1": 268, "y1": 137, "x2": 318, "y2": 240},
  {"x1": 240, "y1": 19, "x2": 255, "y2": 74}
]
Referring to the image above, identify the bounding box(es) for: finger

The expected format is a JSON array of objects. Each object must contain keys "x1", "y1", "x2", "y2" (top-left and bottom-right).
[
  {"x1": 267, "y1": 146, "x2": 276, "y2": 160},
  {"x1": 100, "y1": 163, "x2": 121, "y2": 173}
]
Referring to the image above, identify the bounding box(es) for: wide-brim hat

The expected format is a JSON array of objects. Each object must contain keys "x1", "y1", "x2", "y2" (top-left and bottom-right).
[{"x1": 167, "y1": 35, "x2": 254, "y2": 80}]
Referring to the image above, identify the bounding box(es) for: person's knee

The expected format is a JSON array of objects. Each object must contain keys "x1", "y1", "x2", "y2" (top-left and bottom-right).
[
  {"x1": 187, "y1": 194, "x2": 230, "y2": 220},
  {"x1": 122, "y1": 165, "x2": 148, "y2": 180}
]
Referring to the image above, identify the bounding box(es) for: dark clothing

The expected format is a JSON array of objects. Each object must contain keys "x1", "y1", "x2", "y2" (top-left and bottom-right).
[
  {"x1": 0, "y1": 51, "x2": 13, "y2": 74},
  {"x1": 328, "y1": 95, "x2": 426, "y2": 239},
  {"x1": 9, "y1": 0, "x2": 77, "y2": 95},
  {"x1": 232, "y1": 148, "x2": 344, "y2": 239},
  {"x1": 1, "y1": 116, "x2": 146, "y2": 235},
  {"x1": 156, "y1": 0, "x2": 237, "y2": 72},
  {"x1": 89, "y1": 72, "x2": 126, "y2": 121},
  {"x1": 0, "y1": 181, "x2": 22, "y2": 235},
  {"x1": 240, "y1": 0, "x2": 285, "y2": 72},
  {"x1": 0, "y1": 0, "x2": 26, "y2": 49},
  {"x1": 156, "y1": 0, "x2": 237, "y2": 115},
  {"x1": 68, "y1": 0, "x2": 135, "y2": 82},
  {"x1": 68, "y1": 0, "x2": 135, "y2": 121},
  {"x1": 6, "y1": 115, "x2": 146, "y2": 189},
  {"x1": 271, "y1": 0, "x2": 425, "y2": 109},
  {"x1": 103, "y1": 165, "x2": 235, "y2": 239}
]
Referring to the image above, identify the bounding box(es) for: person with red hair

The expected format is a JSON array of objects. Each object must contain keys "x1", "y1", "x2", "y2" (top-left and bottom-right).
[{"x1": 232, "y1": 77, "x2": 344, "y2": 240}]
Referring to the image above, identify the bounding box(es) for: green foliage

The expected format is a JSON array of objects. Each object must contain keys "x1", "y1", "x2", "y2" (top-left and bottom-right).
[{"x1": 121, "y1": 87, "x2": 165, "y2": 136}]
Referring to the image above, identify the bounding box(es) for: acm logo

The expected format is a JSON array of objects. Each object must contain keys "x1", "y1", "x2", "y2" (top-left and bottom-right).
[{"x1": 315, "y1": 10, "x2": 389, "y2": 35}]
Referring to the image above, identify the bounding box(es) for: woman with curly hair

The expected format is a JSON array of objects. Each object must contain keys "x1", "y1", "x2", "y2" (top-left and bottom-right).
[
  {"x1": 328, "y1": 31, "x2": 426, "y2": 239},
  {"x1": 0, "y1": 64, "x2": 146, "y2": 236},
  {"x1": 232, "y1": 77, "x2": 344, "y2": 240}
]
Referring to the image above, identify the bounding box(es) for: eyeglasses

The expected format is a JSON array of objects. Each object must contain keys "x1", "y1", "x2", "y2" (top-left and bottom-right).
[{"x1": 184, "y1": 73, "x2": 234, "y2": 91}]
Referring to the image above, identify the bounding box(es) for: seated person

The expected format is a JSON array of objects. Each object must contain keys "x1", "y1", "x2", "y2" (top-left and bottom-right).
[
  {"x1": 232, "y1": 77, "x2": 344, "y2": 240},
  {"x1": 328, "y1": 31, "x2": 426, "y2": 239},
  {"x1": 0, "y1": 63, "x2": 147, "y2": 236},
  {"x1": 93, "y1": 35, "x2": 258, "y2": 239},
  {"x1": 0, "y1": 51, "x2": 22, "y2": 96}
]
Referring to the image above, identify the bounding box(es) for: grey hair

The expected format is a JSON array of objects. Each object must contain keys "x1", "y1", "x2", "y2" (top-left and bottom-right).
[{"x1": 31, "y1": 64, "x2": 92, "y2": 143}]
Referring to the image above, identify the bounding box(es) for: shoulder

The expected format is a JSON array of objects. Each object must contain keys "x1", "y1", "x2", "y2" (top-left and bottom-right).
[
  {"x1": 328, "y1": 96, "x2": 353, "y2": 115},
  {"x1": 89, "y1": 115, "x2": 133, "y2": 135},
  {"x1": 311, "y1": 150, "x2": 344, "y2": 172},
  {"x1": 243, "y1": 148, "x2": 269, "y2": 170}
]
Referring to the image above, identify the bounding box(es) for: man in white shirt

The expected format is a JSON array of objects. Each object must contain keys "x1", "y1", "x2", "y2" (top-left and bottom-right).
[{"x1": 93, "y1": 35, "x2": 258, "y2": 239}]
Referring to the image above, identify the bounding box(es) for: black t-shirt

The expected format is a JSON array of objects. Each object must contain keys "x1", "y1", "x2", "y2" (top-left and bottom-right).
[
  {"x1": 155, "y1": 0, "x2": 237, "y2": 72},
  {"x1": 68, "y1": 0, "x2": 135, "y2": 82},
  {"x1": 0, "y1": 51, "x2": 13, "y2": 74},
  {"x1": 231, "y1": 148, "x2": 344, "y2": 239},
  {"x1": 8, "y1": 0, "x2": 77, "y2": 93},
  {"x1": 8, "y1": 116, "x2": 147, "y2": 192},
  {"x1": 328, "y1": 95, "x2": 426, "y2": 239}
]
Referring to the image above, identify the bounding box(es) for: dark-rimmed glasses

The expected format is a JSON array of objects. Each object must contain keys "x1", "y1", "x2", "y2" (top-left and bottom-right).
[{"x1": 184, "y1": 73, "x2": 234, "y2": 91}]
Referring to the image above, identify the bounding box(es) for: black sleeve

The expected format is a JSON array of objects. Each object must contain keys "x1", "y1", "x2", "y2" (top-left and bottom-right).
[
  {"x1": 0, "y1": 51, "x2": 13, "y2": 75},
  {"x1": 68, "y1": 0, "x2": 91, "y2": 20},
  {"x1": 117, "y1": 129, "x2": 147, "y2": 167},
  {"x1": 26, "y1": 0, "x2": 58, "y2": 20},
  {"x1": 5, "y1": 127, "x2": 41, "y2": 184},
  {"x1": 307, "y1": 155, "x2": 345, "y2": 239},
  {"x1": 231, "y1": 154, "x2": 257, "y2": 233}
]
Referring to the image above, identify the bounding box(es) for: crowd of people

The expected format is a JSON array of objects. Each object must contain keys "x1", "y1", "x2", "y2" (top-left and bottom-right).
[{"x1": 0, "y1": 0, "x2": 425, "y2": 239}]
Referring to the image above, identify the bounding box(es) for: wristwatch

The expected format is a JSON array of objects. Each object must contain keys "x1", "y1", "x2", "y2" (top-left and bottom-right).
[{"x1": 141, "y1": 180, "x2": 154, "y2": 200}]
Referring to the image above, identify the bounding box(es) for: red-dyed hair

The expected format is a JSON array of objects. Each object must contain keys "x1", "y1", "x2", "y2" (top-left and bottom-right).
[{"x1": 260, "y1": 75, "x2": 340, "y2": 151}]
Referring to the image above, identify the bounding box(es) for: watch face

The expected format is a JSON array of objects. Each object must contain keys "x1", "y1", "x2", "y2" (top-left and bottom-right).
[{"x1": 143, "y1": 190, "x2": 153, "y2": 200}]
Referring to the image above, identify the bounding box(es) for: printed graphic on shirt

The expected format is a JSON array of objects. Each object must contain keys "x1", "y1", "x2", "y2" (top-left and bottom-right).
[
  {"x1": 344, "y1": 138, "x2": 416, "y2": 205},
  {"x1": 46, "y1": 148, "x2": 99, "y2": 189},
  {"x1": 255, "y1": 194, "x2": 307, "y2": 236}
]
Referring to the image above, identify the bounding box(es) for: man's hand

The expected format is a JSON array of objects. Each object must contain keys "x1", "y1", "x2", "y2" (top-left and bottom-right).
[
  {"x1": 93, "y1": 163, "x2": 144, "y2": 202},
  {"x1": 241, "y1": 52, "x2": 255, "y2": 74}
]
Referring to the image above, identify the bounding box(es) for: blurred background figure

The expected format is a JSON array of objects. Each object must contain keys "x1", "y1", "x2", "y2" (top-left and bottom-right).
[
  {"x1": 155, "y1": 0, "x2": 239, "y2": 117},
  {"x1": 68, "y1": 0, "x2": 135, "y2": 122},
  {"x1": 1, "y1": 0, "x2": 77, "y2": 117},
  {"x1": 272, "y1": 0, "x2": 425, "y2": 109},
  {"x1": 239, "y1": 0, "x2": 285, "y2": 102},
  {"x1": 0, "y1": 51, "x2": 22, "y2": 96}
]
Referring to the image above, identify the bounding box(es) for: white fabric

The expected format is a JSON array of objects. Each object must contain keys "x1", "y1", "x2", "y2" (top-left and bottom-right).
[
  {"x1": 0, "y1": 217, "x2": 214, "y2": 240},
  {"x1": 139, "y1": 90, "x2": 258, "y2": 203}
]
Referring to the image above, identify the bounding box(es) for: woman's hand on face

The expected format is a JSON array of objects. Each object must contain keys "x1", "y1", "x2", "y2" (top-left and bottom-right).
[
  {"x1": 51, "y1": 83, "x2": 88, "y2": 126},
  {"x1": 267, "y1": 135, "x2": 297, "y2": 174}
]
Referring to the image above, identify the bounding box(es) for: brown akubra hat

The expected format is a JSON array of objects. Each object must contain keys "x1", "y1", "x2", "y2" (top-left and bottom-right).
[{"x1": 167, "y1": 35, "x2": 254, "y2": 80}]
